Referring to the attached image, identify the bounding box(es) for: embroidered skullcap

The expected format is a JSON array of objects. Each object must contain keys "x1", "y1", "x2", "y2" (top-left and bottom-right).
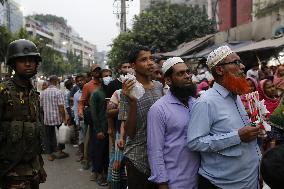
[
  {"x1": 162, "y1": 57, "x2": 184, "y2": 74},
  {"x1": 206, "y1": 45, "x2": 234, "y2": 70}
]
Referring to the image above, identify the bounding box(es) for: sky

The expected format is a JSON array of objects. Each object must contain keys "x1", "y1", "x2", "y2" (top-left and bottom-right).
[{"x1": 15, "y1": 0, "x2": 140, "y2": 52}]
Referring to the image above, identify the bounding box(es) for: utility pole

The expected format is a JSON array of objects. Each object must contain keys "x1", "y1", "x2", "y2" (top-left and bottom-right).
[
  {"x1": 120, "y1": 0, "x2": 127, "y2": 32},
  {"x1": 6, "y1": 1, "x2": 11, "y2": 31},
  {"x1": 113, "y1": 0, "x2": 132, "y2": 33}
]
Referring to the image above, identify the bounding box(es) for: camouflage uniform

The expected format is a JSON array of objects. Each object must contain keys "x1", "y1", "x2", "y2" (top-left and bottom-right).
[{"x1": 0, "y1": 39, "x2": 45, "y2": 189}]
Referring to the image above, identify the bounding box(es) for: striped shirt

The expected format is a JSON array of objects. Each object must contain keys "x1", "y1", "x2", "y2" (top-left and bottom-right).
[
  {"x1": 40, "y1": 85, "x2": 65, "y2": 126},
  {"x1": 118, "y1": 81, "x2": 163, "y2": 175}
]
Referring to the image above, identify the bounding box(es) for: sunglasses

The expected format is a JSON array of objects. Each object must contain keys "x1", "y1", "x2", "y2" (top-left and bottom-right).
[{"x1": 218, "y1": 59, "x2": 243, "y2": 66}]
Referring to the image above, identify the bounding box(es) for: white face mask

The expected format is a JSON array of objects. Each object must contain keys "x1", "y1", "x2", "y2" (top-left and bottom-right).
[{"x1": 102, "y1": 76, "x2": 113, "y2": 85}]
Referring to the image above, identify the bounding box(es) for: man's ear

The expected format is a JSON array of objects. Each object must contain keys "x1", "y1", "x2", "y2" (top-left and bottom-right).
[
  {"x1": 131, "y1": 63, "x2": 135, "y2": 71},
  {"x1": 164, "y1": 77, "x2": 172, "y2": 86},
  {"x1": 214, "y1": 66, "x2": 224, "y2": 76}
]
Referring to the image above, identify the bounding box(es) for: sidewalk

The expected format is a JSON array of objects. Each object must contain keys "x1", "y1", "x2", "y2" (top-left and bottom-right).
[{"x1": 40, "y1": 145, "x2": 106, "y2": 189}]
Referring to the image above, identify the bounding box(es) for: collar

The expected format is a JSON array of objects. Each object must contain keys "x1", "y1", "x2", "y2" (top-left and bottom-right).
[
  {"x1": 48, "y1": 85, "x2": 57, "y2": 88},
  {"x1": 213, "y1": 82, "x2": 230, "y2": 98},
  {"x1": 166, "y1": 90, "x2": 194, "y2": 107},
  {"x1": 11, "y1": 74, "x2": 33, "y2": 89}
]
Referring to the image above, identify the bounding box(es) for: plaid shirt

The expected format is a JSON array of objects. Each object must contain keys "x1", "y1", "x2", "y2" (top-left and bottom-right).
[
  {"x1": 40, "y1": 85, "x2": 65, "y2": 126},
  {"x1": 118, "y1": 81, "x2": 163, "y2": 175}
]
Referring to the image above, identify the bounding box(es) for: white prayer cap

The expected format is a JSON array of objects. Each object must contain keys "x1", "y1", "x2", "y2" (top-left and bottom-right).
[
  {"x1": 206, "y1": 45, "x2": 234, "y2": 70},
  {"x1": 162, "y1": 57, "x2": 184, "y2": 74}
]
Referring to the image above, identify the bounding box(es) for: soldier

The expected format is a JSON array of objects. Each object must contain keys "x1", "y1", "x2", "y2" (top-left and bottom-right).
[{"x1": 0, "y1": 39, "x2": 47, "y2": 189}]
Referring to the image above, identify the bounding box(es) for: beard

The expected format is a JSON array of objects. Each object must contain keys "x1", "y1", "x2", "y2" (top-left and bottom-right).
[
  {"x1": 222, "y1": 71, "x2": 250, "y2": 95},
  {"x1": 170, "y1": 83, "x2": 197, "y2": 99}
]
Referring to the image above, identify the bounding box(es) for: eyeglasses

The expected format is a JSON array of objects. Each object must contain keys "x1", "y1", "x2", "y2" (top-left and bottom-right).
[{"x1": 218, "y1": 60, "x2": 243, "y2": 66}]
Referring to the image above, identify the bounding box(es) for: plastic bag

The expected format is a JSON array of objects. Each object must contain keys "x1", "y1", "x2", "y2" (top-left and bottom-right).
[
  {"x1": 120, "y1": 73, "x2": 145, "y2": 99},
  {"x1": 58, "y1": 124, "x2": 71, "y2": 144}
]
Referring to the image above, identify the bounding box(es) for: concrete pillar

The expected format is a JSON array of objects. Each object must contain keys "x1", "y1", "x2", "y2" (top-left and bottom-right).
[{"x1": 208, "y1": 0, "x2": 213, "y2": 19}]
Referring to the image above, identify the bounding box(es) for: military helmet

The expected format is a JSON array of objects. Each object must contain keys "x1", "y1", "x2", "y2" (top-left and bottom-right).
[{"x1": 5, "y1": 39, "x2": 42, "y2": 66}]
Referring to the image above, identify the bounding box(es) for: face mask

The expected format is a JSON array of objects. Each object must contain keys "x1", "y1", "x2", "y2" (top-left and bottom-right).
[{"x1": 102, "y1": 76, "x2": 113, "y2": 85}]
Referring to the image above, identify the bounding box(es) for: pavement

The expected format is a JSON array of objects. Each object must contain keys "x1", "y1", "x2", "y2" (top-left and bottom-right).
[
  {"x1": 39, "y1": 145, "x2": 271, "y2": 189},
  {"x1": 40, "y1": 145, "x2": 106, "y2": 189}
]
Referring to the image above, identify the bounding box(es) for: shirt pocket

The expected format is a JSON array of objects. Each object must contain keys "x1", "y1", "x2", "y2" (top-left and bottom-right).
[{"x1": 217, "y1": 145, "x2": 242, "y2": 157}]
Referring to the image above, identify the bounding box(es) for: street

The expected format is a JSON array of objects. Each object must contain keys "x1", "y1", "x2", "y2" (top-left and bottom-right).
[{"x1": 40, "y1": 145, "x2": 106, "y2": 189}]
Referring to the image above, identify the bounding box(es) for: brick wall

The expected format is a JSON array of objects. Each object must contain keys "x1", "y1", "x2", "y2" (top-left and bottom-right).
[{"x1": 237, "y1": 0, "x2": 252, "y2": 26}]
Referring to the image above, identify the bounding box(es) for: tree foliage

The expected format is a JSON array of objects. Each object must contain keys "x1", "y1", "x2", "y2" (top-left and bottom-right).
[
  {"x1": 107, "y1": 31, "x2": 137, "y2": 70},
  {"x1": 0, "y1": 26, "x2": 13, "y2": 63},
  {"x1": 132, "y1": 2, "x2": 215, "y2": 52},
  {"x1": 108, "y1": 2, "x2": 216, "y2": 69},
  {"x1": 66, "y1": 51, "x2": 85, "y2": 74}
]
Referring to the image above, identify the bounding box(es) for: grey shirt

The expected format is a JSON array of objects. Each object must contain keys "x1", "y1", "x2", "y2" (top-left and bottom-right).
[{"x1": 118, "y1": 80, "x2": 163, "y2": 175}]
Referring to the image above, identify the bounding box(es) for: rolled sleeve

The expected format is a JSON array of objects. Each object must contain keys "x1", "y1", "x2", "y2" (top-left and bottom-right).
[
  {"x1": 187, "y1": 101, "x2": 241, "y2": 154},
  {"x1": 147, "y1": 105, "x2": 169, "y2": 183},
  {"x1": 78, "y1": 85, "x2": 88, "y2": 114}
]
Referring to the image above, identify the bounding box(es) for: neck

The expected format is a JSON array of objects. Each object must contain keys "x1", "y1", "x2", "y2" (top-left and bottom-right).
[
  {"x1": 13, "y1": 74, "x2": 32, "y2": 88},
  {"x1": 93, "y1": 78, "x2": 101, "y2": 83},
  {"x1": 136, "y1": 72, "x2": 152, "y2": 88},
  {"x1": 177, "y1": 96, "x2": 189, "y2": 107}
]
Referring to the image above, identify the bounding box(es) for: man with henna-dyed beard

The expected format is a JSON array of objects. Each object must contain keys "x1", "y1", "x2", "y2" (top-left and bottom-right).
[{"x1": 187, "y1": 46, "x2": 262, "y2": 189}]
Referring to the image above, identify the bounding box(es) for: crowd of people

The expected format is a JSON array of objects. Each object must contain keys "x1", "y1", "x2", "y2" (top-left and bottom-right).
[
  {"x1": 38, "y1": 45, "x2": 283, "y2": 189},
  {"x1": 1, "y1": 39, "x2": 284, "y2": 189}
]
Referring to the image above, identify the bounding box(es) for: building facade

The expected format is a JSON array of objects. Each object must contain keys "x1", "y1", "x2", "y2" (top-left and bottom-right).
[
  {"x1": 70, "y1": 33, "x2": 98, "y2": 67},
  {"x1": 140, "y1": 0, "x2": 217, "y2": 19},
  {"x1": 0, "y1": 0, "x2": 23, "y2": 33},
  {"x1": 0, "y1": 3, "x2": 5, "y2": 26},
  {"x1": 25, "y1": 15, "x2": 98, "y2": 68},
  {"x1": 25, "y1": 17, "x2": 54, "y2": 44},
  {"x1": 217, "y1": 0, "x2": 253, "y2": 31},
  {"x1": 215, "y1": 0, "x2": 284, "y2": 45}
]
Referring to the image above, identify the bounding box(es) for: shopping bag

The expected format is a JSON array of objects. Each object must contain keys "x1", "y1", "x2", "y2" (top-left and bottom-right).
[{"x1": 58, "y1": 124, "x2": 71, "y2": 144}]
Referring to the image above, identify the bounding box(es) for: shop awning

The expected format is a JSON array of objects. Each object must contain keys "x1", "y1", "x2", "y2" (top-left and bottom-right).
[
  {"x1": 235, "y1": 36, "x2": 284, "y2": 53},
  {"x1": 182, "y1": 41, "x2": 253, "y2": 59},
  {"x1": 162, "y1": 35, "x2": 214, "y2": 57}
]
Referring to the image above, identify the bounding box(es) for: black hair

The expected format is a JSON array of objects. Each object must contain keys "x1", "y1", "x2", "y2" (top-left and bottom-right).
[
  {"x1": 118, "y1": 61, "x2": 130, "y2": 69},
  {"x1": 49, "y1": 75, "x2": 58, "y2": 83},
  {"x1": 154, "y1": 55, "x2": 166, "y2": 64},
  {"x1": 64, "y1": 79, "x2": 73, "y2": 90},
  {"x1": 86, "y1": 72, "x2": 92, "y2": 78},
  {"x1": 128, "y1": 45, "x2": 151, "y2": 63},
  {"x1": 261, "y1": 65, "x2": 270, "y2": 71},
  {"x1": 260, "y1": 145, "x2": 284, "y2": 189},
  {"x1": 75, "y1": 74, "x2": 85, "y2": 81},
  {"x1": 164, "y1": 67, "x2": 174, "y2": 78},
  {"x1": 101, "y1": 69, "x2": 112, "y2": 74}
]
